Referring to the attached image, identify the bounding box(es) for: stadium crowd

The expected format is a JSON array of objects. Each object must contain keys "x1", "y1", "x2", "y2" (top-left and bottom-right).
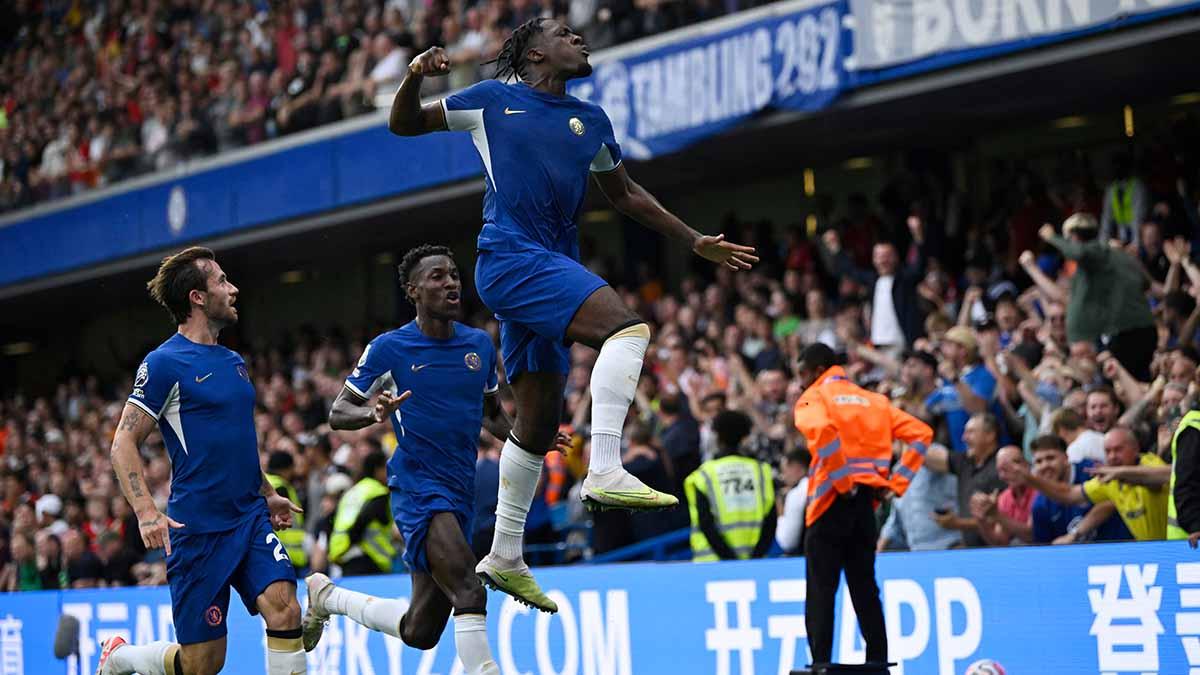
[
  {"x1": 0, "y1": 0, "x2": 737, "y2": 213},
  {"x1": 2, "y1": 139, "x2": 1200, "y2": 588}
]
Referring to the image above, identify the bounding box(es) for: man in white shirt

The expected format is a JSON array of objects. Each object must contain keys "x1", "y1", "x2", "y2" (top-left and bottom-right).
[
  {"x1": 870, "y1": 242, "x2": 906, "y2": 358},
  {"x1": 1049, "y1": 406, "x2": 1106, "y2": 464},
  {"x1": 775, "y1": 447, "x2": 809, "y2": 554}
]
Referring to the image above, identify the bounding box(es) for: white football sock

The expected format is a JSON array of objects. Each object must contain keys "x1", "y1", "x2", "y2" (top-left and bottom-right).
[
  {"x1": 454, "y1": 613, "x2": 500, "y2": 675},
  {"x1": 322, "y1": 586, "x2": 406, "y2": 637},
  {"x1": 266, "y1": 635, "x2": 307, "y2": 675},
  {"x1": 589, "y1": 324, "x2": 650, "y2": 473},
  {"x1": 490, "y1": 437, "x2": 543, "y2": 560},
  {"x1": 106, "y1": 641, "x2": 175, "y2": 675}
]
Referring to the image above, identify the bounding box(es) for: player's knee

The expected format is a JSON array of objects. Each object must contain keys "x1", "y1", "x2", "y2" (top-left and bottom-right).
[
  {"x1": 260, "y1": 589, "x2": 302, "y2": 629},
  {"x1": 447, "y1": 580, "x2": 487, "y2": 611},
  {"x1": 400, "y1": 617, "x2": 441, "y2": 651}
]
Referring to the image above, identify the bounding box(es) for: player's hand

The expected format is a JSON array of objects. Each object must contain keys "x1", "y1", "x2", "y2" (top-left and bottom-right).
[
  {"x1": 374, "y1": 389, "x2": 412, "y2": 423},
  {"x1": 137, "y1": 509, "x2": 185, "y2": 556},
  {"x1": 693, "y1": 233, "x2": 759, "y2": 271},
  {"x1": 409, "y1": 47, "x2": 450, "y2": 77},
  {"x1": 266, "y1": 493, "x2": 304, "y2": 530}
]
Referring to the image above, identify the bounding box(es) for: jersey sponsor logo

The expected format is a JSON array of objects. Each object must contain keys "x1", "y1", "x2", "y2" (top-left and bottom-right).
[
  {"x1": 237, "y1": 365, "x2": 249, "y2": 381},
  {"x1": 205, "y1": 605, "x2": 223, "y2": 627},
  {"x1": 411, "y1": 363, "x2": 431, "y2": 372},
  {"x1": 504, "y1": 107, "x2": 527, "y2": 115},
  {"x1": 464, "y1": 352, "x2": 482, "y2": 371},
  {"x1": 569, "y1": 117, "x2": 585, "y2": 135},
  {"x1": 194, "y1": 372, "x2": 213, "y2": 383}
]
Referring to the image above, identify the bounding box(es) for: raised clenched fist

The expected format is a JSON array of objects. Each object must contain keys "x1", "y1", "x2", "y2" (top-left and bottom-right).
[{"x1": 409, "y1": 47, "x2": 450, "y2": 76}]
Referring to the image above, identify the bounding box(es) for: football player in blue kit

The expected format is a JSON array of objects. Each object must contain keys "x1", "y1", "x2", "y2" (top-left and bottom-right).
[
  {"x1": 301, "y1": 245, "x2": 531, "y2": 675},
  {"x1": 388, "y1": 19, "x2": 759, "y2": 613},
  {"x1": 97, "y1": 247, "x2": 307, "y2": 675}
]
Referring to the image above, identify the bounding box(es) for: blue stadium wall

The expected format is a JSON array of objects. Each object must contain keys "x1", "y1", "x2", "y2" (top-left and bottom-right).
[{"x1": 0, "y1": 541, "x2": 1195, "y2": 674}]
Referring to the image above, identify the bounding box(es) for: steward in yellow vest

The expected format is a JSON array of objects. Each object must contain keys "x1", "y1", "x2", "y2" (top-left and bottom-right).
[
  {"x1": 329, "y1": 451, "x2": 396, "y2": 575},
  {"x1": 684, "y1": 410, "x2": 775, "y2": 562},
  {"x1": 266, "y1": 451, "x2": 308, "y2": 570}
]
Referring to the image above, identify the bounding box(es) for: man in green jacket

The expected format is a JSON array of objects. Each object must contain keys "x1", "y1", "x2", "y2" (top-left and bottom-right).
[{"x1": 1039, "y1": 213, "x2": 1156, "y2": 380}]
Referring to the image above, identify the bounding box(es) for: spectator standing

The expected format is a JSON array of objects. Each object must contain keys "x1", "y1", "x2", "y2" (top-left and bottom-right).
[
  {"x1": 1100, "y1": 153, "x2": 1149, "y2": 247},
  {"x1": 774, "y1": 446, "x2": 810, "y2": 555},
  {"x1": 1039, "y1": 215, "x2": 1156, "y2": 380},
  {"x1": 1049, "y1": 407, "x2": 1106, "y2": 465},
  {"x1": 925, "y1": 326, "x2": 1011, "y2": 453},
  {"x1": 877, "y1": 466, "x2": 961, "y2": 551},
  {"x1": 970, "y1": 446, "x2": 1035, "y2": 545}
]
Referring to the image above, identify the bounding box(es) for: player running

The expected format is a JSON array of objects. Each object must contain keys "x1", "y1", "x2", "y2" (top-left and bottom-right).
[
  {"x1": 389, "y1": 18, "x2": 759, "y2": 613},
  {"x1": 301, "y1": 245, "x2": 535, "y2": 675},
  {"x1": 97, "y1": 246, "x2": 306, "y2": 675}
]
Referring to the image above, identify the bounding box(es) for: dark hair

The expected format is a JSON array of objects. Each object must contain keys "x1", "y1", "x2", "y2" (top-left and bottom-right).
[
  {"x1": 970, "y1": 412, "x2": 999, "y2": 436},
  {"x1": 361, "y1": 450, "x2": 388, "y2": 480},
  {"x1": 487, "y1": 18, "x2": 548, "y2": 81},
  {"x1": 659, "y1": 393, "x2": 684, "y2": 416},
  {"x1": 797, "y1": 342, "x2": 837, "y2": 372},
  {"x1": 713, "y1": 410, "x2": 753, "y2": 450},
  {"x1": 147, "y1": 246, "x2": 216, "y2": 324},
  {"x1": 397, "y1": 244, "x2": 454, "y2": 301},
  {"x1": 1030, "y1": 434, "x2": 1068, "y2": 454},
  {"x1": 267, "y1": 451, "x2": 295, "y2": 473},
  {"x1": 784, "y1": 446, "x2": 811, "y2": 467},
  {"x1": 1085, "y1": 384, "x2": 1120, "y2": 408}
]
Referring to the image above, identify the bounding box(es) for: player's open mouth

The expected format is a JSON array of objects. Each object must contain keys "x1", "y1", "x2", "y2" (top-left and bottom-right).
[{"x1": 446, "y1": 292, "x2": 460, "y2": 304}]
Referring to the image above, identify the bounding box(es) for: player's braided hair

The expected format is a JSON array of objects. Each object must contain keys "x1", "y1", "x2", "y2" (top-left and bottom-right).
[
  {"x1": 398, "y1": 244, "x2": 455, "y2": 301},
  {"x1": 486, "y1": 18, "x2": 548, "y2": 82}
]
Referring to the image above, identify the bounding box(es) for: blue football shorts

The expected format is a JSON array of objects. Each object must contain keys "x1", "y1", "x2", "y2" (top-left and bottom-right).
[{"x1": 474, "y1": 247, "x2": 607, "y2": 381}]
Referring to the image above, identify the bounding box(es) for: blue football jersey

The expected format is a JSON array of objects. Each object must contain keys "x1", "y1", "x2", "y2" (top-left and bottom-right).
[
  {"x1": 345, "y1": 322, "x2": 499, "y2": 501},
  {"x1": 440, "y1": 79, "x2": 622, "y2": 259},
  {"x1": 127, "y1": 333, "x2": 264, "y2": 533}
]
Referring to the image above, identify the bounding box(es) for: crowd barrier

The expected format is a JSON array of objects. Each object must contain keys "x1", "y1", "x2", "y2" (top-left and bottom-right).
[{"x1": 0, "y1": 540, "x2": 1196, "y2": 674}]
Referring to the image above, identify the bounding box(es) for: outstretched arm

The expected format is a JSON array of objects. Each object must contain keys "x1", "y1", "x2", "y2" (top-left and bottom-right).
[
  {"x1": 388, "y1": 47, "x2": 450, "y2": 136},
  {"x1": 592, "y1": 164, "x2": 759, "y2": 270},
  {"x1": 329, "y1": 386, "x2": 411, "y2": 431}
]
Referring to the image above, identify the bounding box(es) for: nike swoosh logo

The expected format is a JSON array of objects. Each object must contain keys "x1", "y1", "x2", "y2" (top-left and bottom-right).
[
  {"x1": 195, "y1": 373, "x2": 213, "y2": 383},
  {"x1": 599, "y1": 488, "x2": 658, "y2": 500},
  {"x1": 411, "y1": 364, "x2": 431, "y2": 372},
  {"x1": 504, "y1": 108, "x2": 527, "y2": 115}
]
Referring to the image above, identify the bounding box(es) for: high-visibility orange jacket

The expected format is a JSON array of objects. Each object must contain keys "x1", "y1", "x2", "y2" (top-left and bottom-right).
[{"x1": 794, "y1": 366, "x2": 933, "y2": 526}]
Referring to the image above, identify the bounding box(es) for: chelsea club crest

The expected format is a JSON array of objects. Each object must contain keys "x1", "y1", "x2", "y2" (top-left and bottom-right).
[
  {"x1": 464, "y1": 352, "x2": 482, "y2": 371},
  {"x1": 569, "y1": 117, "x2": 585, "y2": 135}
]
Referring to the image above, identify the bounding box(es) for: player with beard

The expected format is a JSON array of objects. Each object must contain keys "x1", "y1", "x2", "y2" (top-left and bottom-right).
[
  {"x1": 302, "y1": 245, "x2": 547, "y2": 675},
  {"x1": 98, "y1": 246, "x2": 306, "y2": 675},
  {"x1": 388, "y1": 19, "x2": 759, "y2": 613}
]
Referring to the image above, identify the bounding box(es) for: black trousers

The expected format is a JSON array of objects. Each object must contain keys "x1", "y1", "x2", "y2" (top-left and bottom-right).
[{"x1": 805, "y1": 488, "x2": 887, "y2": 665}]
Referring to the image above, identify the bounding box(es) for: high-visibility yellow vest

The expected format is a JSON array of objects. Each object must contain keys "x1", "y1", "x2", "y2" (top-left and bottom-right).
[
  {"x1": 1111, "y1": 179, "x2": 1135, "y2": 227},
  {"x1": 1167, "y1": 411, "x2": 1200, "y2": 540},
  {"x1": 329, "y1": 478, "x2": 395, "y2": 573},
  {"x1": 684, "y1": 456, "x2": 775, "y2": 562},
  {"x1": 266, "y1": 473, "x2": 307, "y2": 568}
]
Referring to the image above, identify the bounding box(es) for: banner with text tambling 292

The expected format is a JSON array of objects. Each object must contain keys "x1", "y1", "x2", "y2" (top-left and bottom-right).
[
  {"x1": 0, "y1": 540, "x2": 1197, "y2": 674},
  {"x1": 565, "y1": 0, "x2": 851, "y2": 162},
  {"x1": 848, "y1": 0, "x2": 1200, "y2": 72}
]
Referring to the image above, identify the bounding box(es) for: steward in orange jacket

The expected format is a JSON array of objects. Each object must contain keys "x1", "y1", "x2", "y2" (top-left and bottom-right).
[{"x1": 792, "y1": 343, "x2": 933, "y2": 667}]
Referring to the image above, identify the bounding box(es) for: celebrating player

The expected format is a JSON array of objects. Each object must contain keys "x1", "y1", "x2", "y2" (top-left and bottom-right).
[
  {"x1": 302, "y1": 245, "x2": 529, "y2": 675},
  {"x1": 97, "y1": 247, "x2": 306, "y2": 675},
  {"x1": 388, "y1": 19, "x2": 759, "y2": 613}
]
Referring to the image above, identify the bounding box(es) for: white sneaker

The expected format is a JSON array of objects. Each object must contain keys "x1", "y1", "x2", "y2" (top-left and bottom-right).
[{"x1": 301, "y1": 572, "x2": 334, "y2": 652}]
